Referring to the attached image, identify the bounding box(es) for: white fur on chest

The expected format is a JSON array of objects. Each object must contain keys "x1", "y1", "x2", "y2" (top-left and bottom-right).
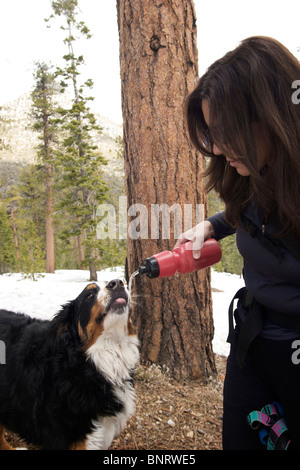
[
  {"x1": 85, "y1": 382, "x2": 136, "y2": 450},
  {"x1": 85, "y1": 313, "x2": 139, "y2": 450}
]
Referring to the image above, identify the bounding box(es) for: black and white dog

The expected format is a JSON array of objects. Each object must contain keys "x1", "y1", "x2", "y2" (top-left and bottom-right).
[{"x1": 0, "y1": 280, "x2": 139, "y2": 450}]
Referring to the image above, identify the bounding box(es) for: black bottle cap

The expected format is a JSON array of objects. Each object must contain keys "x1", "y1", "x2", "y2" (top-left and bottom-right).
[{"x1": 138, "y1": 256, "x2": 160, "y2": 278}]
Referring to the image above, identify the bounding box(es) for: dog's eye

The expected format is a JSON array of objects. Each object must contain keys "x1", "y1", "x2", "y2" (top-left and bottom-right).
[{"x1": 86, "y1": 292, "x2": 95, "y2": 300}]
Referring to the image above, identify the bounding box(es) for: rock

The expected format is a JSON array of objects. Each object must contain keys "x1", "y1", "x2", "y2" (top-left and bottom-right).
[{"x1": 167, "y1": 419, "x2": 175, "y2": 427}]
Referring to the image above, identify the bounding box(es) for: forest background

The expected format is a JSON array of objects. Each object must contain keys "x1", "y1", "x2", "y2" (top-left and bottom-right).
[
  {"x1": 0, "y1": 1, "x2": 244, "y2": 280},
  {"x1": 0, "y1": 0, "x2": 298, "y2": 281}
]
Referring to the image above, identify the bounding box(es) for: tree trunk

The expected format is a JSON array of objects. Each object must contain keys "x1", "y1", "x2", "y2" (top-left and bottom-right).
[
  {"x1": 76, "y1": 234, "x2": 85, "y2": 269},
  {"x1": 89, "y1": 263, "x2": 97, "y2": 281},
  {"x1": 117, "y1": 0, "x2": 216, "y2": 381},
  {"x1": 45, "y1": 163, "x2": 55, "y2": 273}
]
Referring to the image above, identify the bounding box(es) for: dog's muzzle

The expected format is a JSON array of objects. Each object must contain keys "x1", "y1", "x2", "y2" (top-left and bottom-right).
[{"x1": 105, "y1": 279, "x2": 128, "y2": 312}]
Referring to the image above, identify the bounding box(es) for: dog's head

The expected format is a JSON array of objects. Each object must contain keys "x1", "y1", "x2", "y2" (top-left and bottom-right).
[{"x1": 54, "y1": 279, "x2": 135, "y2": 350}]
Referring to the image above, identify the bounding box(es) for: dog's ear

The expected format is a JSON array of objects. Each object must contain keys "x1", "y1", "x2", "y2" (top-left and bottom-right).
[{"x1": 52, "y1": 300, "x2": 75, "y2": 337}]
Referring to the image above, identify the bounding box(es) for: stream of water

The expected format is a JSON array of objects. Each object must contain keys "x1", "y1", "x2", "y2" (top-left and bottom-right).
[{"x1": 128, "y1": 270, "x2": 139, "y2": 302}]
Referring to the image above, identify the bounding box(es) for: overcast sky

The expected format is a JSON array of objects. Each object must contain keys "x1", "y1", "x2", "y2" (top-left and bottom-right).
[{"x1": 0, "y1": 0, "x2": 299, "y2": 124}]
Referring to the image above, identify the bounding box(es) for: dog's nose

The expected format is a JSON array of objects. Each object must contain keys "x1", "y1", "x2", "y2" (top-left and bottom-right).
[{"x1": 106, "y1": 279, "x2": 124, "y2": 291}]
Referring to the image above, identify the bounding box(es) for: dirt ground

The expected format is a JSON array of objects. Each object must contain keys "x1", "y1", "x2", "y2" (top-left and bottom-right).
[
  {"x1": 6, "y1": 355, "x2": 226, "y2": 451},
  {"x1": 110, "y1": 355, "x2": 226, "y2": 451}
]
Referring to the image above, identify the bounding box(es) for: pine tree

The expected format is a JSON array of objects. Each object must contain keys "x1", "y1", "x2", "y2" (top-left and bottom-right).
[
  {"x1": 208, "y1": 189, "x2": 243, "y2": 275},
  {"x1": 46, "y1": 0, "x2": 108, "y2": 280},
  {"x1": 14, "y1": 165, "x2": 46, "y2": 277},
  {"x1": 3, "y1": 165, "x2": 46, "y2": 278},
  {"x1": 117, "y1": 0, "x2": 216, "y2": 381},
  {"x1": 31, "y1": 62, "x2": 58, "y2": 273},
  {"x1": 0, "y1": 205, "x2": 16, "y2": 273},
  {"x1": 99, "y1": 136, "x2": 127, "y2": 269}
]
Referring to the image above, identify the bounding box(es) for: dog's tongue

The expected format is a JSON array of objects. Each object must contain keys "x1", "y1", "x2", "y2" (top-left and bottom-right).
[{"x1": 115, "y1": 297, "x2": 127, "y2": 305}]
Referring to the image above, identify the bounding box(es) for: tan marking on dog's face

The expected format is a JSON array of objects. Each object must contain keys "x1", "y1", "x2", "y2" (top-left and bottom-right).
[
  {"x1": 86, "y1": 283, "x2": 97, "y2": 290},
  {"x1": 84, "y1": 301, "x2": 106, "y2": 349},
  {"x1": 78, "y1": 304, "x2": 106, "y2": 351},
  {"x1": 78, "y1": 286, "x2": 109, "y2": 351}
]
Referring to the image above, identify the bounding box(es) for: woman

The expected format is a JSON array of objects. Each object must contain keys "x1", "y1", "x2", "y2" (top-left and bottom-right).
[{"x1": 176, "y1": 36, "x2": 300, "y2": 450}]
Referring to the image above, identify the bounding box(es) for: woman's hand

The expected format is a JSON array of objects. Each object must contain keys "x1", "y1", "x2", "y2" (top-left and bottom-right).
[{"x1": 174, "y1": 220, "x2": 215, "y2": 259}]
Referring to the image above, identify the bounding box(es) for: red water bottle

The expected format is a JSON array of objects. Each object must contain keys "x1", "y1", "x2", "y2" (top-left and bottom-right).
[{"x1": 138, "y1": 239, "x2": 222, "y2": 278}]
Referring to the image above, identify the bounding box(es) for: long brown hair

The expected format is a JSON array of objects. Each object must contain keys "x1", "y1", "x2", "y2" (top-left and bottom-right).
[{"x1": 186, "y1": 36, "x2": 300, "y2": 239}]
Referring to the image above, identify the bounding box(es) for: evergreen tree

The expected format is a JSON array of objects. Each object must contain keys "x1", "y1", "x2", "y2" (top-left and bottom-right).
[
  {"x1": 99, "y1": 136, "x2": 127, "y2": 269},
  {"x1": 2, "y1": 165, "x2": 46, "y2": 278},
  {"x1": 46, "y1": 0, "x2": 108, "y2": 281},
  {"x1": 0, "y1": 205, "x2": 16, "y2": 273},
  {"x1": 31, "y1": 62, "x2": 58, "y2": 273},
  {"x1": 208, "y1": 189, "x2": 243, "y2": 275},
  {"x1": 12, "y1": 165, "x2": 46, "y2": 277}
]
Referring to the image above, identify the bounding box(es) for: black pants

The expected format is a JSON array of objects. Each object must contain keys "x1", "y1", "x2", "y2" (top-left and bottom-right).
[{"x1": 223, "y1": 333, "x2": 300, "y2": 450}]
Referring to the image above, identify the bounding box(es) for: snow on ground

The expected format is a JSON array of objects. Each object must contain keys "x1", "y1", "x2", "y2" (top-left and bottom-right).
[
  {"x1": 0, "y1": 268, "x2": 244, "y2": 357},
  {"x1": 210, "y1": 270, "x2": 245, "y2": 356}
]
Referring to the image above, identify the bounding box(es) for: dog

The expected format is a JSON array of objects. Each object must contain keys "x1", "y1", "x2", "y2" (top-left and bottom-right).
[{"x1": 0, "y1": 279, "x2": 139, "y2": 450}]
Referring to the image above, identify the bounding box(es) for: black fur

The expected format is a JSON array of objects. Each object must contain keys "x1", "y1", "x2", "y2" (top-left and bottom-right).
[{"x1": 0, "y1": 283, "x2": 131, "y2": 450}]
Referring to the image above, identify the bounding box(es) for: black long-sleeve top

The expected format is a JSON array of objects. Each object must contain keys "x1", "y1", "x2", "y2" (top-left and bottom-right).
[{"x1": 207, "y1": 199, "x2": 300, "y2": 339}]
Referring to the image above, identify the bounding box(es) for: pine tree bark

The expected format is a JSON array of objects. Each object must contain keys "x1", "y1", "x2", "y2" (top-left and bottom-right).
[{"x1": 117, "y1": 0, "x2": 216, "y2": 381}]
